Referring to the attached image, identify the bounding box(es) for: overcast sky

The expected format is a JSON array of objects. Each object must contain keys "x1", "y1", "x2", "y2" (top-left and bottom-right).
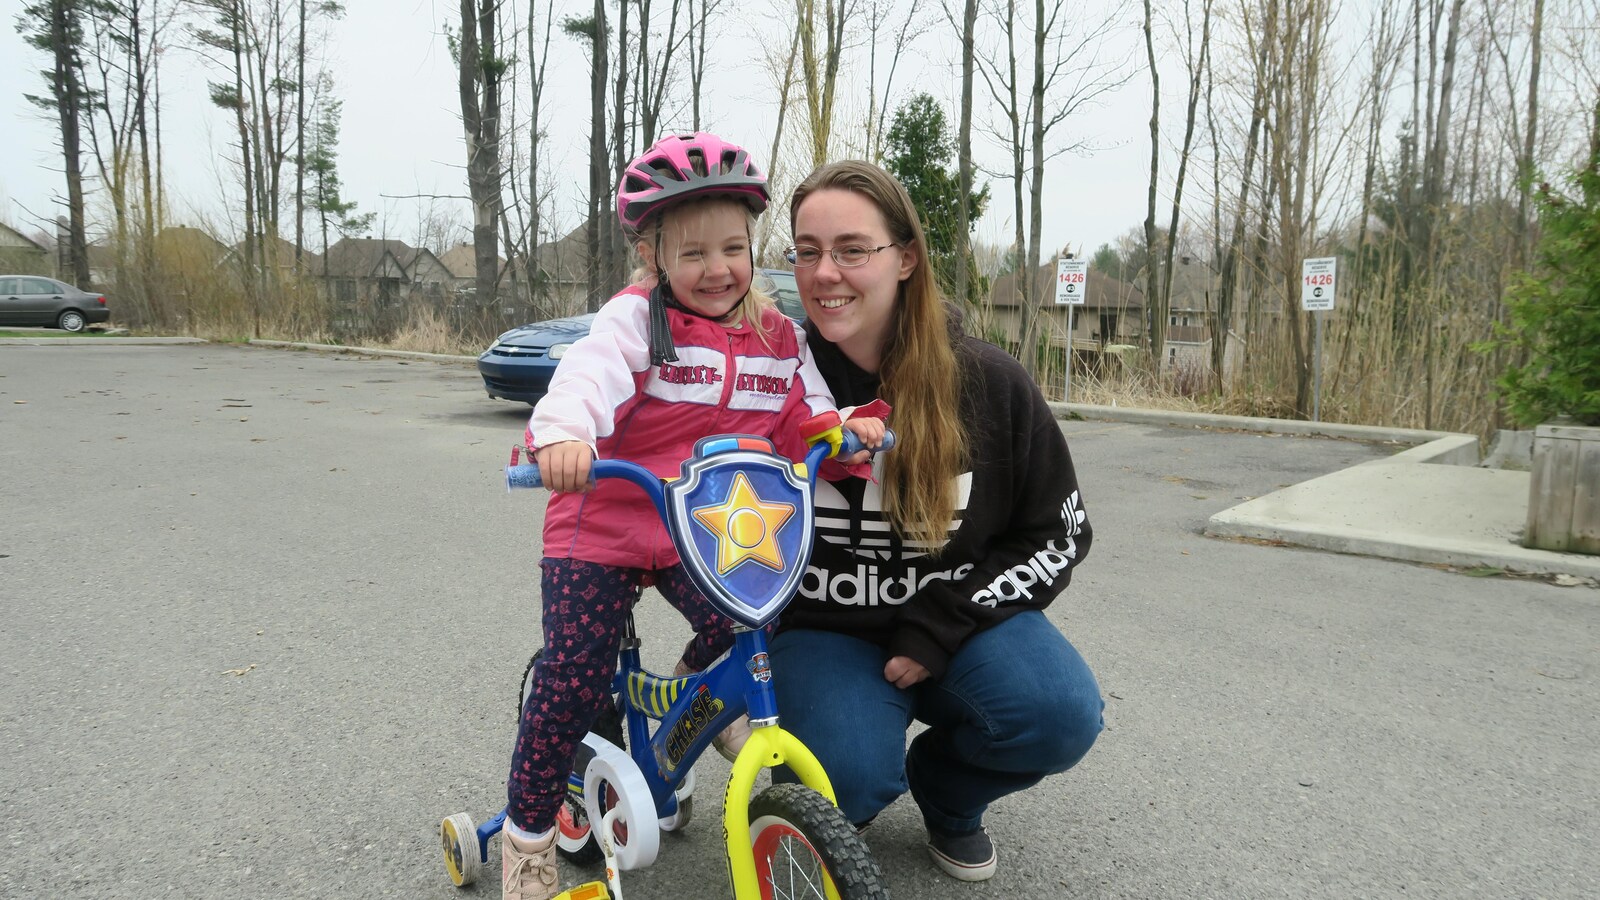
[{"x1": 1, "y1": 0, "x2": 1162, "y2": 261}]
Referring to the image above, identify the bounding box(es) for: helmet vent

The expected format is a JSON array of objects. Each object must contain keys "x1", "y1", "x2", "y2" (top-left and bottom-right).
[
  {"x1": 647, "y1": 160, "x2": 684, "y2": 183},
  {"x1": 686, "y1": 148, "x2": 708, "y2": 178}
]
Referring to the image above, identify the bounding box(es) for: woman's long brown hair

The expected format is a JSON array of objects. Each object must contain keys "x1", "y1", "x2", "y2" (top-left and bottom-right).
[{"x1": 791, "y1": 161, "x2": 967, "y2": 551}]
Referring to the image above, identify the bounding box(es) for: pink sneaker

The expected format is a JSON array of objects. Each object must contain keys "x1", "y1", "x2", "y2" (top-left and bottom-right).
[{"x1": 501, "y1": 829, "x2": 561, "y2": 900}]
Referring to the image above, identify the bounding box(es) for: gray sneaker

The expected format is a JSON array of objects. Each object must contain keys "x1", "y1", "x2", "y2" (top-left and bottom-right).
[{"x1": 926, "y1": 826, "x2": 997, "y2": 882}]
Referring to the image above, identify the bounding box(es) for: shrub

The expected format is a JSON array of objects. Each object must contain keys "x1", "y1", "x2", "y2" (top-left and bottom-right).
[{"x1": 1490, "y1": 128, "x2": 1600, "y2": 427}]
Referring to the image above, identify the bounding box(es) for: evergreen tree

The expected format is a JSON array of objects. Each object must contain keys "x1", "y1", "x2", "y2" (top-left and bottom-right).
[
  {"x1": 883, "y1": 93, "x2": 988, "y2": 304},
  {"x1": 306, "y1": 81, "x2": 373, "y2": 276},
  {"x1": 1489, "y1": 108, "x2": 1600, "y2": 427}
]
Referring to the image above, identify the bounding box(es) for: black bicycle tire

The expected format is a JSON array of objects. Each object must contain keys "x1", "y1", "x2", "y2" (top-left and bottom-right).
[
  {"x1": 747, "y1": 783, "x2": 889, "y2": 900},
  {"x1": 519, "y1": 650, "x2": 625, "y2": 867}
]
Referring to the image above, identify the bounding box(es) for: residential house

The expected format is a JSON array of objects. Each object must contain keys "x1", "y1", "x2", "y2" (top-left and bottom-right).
[
  {"x1": 85, "y1": 224, "x2": 232, "y2": 286},
  {"x1": 983, "y1": 259, "x2": 1148, "y2": 373},
  {"x1": 0, "y1": 221, "x2": 51, "y2": 276},
  {"x1": 321, "y1": 237, "x2": 452, "y2": 306},
  {"x1": 525, "y1": 224, "x2": 595, "y2": 318},
  {"x1": 437, "y1": 242, "x2": 526, "y2": 312},
  {"x1": 1159, "y1": 256, "x2": 1243, "y2": 382},
  {"x1": 246, "y1": 234, "x2": 323, "y2": 278}
]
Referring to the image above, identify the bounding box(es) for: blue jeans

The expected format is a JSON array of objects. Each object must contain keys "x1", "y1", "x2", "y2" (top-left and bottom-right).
[{"x1": 770, "y1": 611, "x2": 1103, "y2": 833}]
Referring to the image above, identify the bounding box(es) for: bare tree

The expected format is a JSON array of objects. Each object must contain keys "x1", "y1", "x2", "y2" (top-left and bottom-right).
[
  {"x1": 19, "y1": 0, "x2": 93, "y2": 286},
  {"x1": 686, "y1": 0, "x2": 728, "y2": 131},
  {"x1": 981, "y1": 0, "x2": 1131, "y2": 372},
  {"x1": 562, "y1": 5, "x2": 609, "y2": 312},
  {"x1": 796, "y1": 0, "x2": 853, "y2": 166},
  {"x1": 758, "y1": 28, "x2": 803, "y2": 261},
  {"x1": 864, "y1": 2, "x2": 929, "y2": 161},
  {"x1": 294, "y1": 1, "x2": 345, "y2": 272},
  {"x1": 457, "y1": 0, "x2": 505, "y2": 312},
  {"x1": 955, "y1": 0, "x2": 978, "y2": 308},
  {"x1": 1141, "y1": 0, "x2": 1161, "y2": 363},
  {"x1": 1154, "y1": 0, "x2": 1213, "y2": 370}
]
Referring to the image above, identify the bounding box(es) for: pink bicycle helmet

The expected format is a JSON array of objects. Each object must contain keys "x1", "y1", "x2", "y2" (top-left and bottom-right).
[{"x1": 616, "y1": 132, "x2": 769, "y2": 233}]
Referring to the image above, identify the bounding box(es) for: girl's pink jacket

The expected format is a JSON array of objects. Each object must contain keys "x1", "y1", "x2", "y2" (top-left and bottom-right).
[{"x1": 525, "y1": 286, "x2": 839, "y2": 570}]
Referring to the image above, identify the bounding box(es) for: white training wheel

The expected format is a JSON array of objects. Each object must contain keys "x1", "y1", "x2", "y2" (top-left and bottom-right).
[
  {"x1": 581, "y1": 732, "x2": 660, "y2": 870},
  {"x1": 659, "y1": 768, "x2": 696, "y2": 832},
  {"x1": 440, "y1": 811, "x2": 482, "y2": 887}
]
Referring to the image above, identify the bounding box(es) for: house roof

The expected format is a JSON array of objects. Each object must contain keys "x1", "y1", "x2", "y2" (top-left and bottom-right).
[
  {"x1": 245, "y1": 235, "x2": 323, "y2": 271},
  {"x1": 535, "y1": 222, "x2": 594, "y2": 285},
  {"x1": 437, "y1": 242, "x2": 511, "y2": 280},
  {"x1": 0, "y1": 221, "x2": 48, "y2": 253},
  {"x1": 87, "y1": 225, "x2": 231, "y2": 273},
  {"x1": 986, "y1": 258, "x2": 1146, "y2": 311},
  {"x1": 323, "y1": 238, "x2": 417, "y2": 278}
]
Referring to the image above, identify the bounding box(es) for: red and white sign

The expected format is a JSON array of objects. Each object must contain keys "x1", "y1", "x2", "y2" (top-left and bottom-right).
[
  {"x1": 1055, "y1": 258, "x2": 1088, "y2": 306},
  {"x1": 1301, "y1": 257, "x2": 1336, "y2": 311}
]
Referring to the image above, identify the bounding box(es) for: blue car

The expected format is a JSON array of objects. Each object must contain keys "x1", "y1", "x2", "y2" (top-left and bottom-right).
[{"x1": 478, "y1": 269, "x2": 803, "y2": 404}]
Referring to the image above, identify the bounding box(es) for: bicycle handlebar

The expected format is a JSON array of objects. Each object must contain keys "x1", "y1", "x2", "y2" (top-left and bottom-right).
[{"x1": 506, "y1": 428, "x2": 895, "y2": 495}]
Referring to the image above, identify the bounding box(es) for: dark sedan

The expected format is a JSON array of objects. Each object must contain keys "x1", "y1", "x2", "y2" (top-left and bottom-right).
[
  {"x1": 0, "y1": 275, "x2": 109, "y2": 332},
  {"x1": 478, "y1": 269, "x2": 802, "y2": 404}
]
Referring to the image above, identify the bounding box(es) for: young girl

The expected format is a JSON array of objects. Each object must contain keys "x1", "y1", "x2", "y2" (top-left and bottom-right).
[{"x1": 501, "y1": 132, "x2": 884, "y2": 900}]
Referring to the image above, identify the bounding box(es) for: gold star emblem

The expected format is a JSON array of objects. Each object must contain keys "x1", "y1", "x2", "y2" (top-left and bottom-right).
[{"x1": 691, "y1": 471, "x2": 795, "y2": 575}]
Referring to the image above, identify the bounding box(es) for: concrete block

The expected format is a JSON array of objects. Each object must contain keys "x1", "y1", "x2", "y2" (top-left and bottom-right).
[{"x1": 1526, "y1": 423, "x2": 1600, "y2": 555}]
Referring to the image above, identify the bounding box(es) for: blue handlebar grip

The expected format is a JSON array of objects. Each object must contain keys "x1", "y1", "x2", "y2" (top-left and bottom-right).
[
  {"x1": 506, "y1": 464, "x2": 544, "y2": 491},
  {"x1": 838, "y1": 428, "x2": 897, "y2": 456}
]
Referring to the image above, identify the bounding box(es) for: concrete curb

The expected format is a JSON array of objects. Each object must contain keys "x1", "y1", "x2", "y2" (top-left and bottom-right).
[
  {"x1": 1052, "y1": 401, "x2": 1477, "y2": 454},
  {"x1": 0, "y1": 336, "x2": 207, "y2": 346},
  {"x1": 246, "y1": 339, "x2": 477, "y2": 365},
  {"x1": 1206, "y1": 471, "x2": 1600, "y2": 580}
]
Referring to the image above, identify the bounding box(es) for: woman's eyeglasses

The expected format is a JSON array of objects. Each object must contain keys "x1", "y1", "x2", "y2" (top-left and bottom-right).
[{"x1": 784, "y1": 243, "x2": 899, "y2": 268}]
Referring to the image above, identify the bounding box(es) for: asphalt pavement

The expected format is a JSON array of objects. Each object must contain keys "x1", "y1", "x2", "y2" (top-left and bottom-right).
[{"x1": 1, "y1": 342, "x2": 1595, "y2": 899}]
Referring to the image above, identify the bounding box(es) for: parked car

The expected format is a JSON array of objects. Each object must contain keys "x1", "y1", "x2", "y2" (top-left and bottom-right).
[
  {"x1": 478, "y1": 269, "x2": 803, "y2": 404},
  {"x1": 0, "y1": 275, "x2": 109, "y2": 332}
]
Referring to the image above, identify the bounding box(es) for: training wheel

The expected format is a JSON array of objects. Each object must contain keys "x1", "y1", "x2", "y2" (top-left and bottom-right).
[
  {"x1": 660, "y1": 768, "x2": 696, "y2": 832},
  {"x1": 581, "y1": 733, "x2": 660, "y2": 870},
  {"x1": 440, "y1": 812, "x2": 482, "y2": 887}
]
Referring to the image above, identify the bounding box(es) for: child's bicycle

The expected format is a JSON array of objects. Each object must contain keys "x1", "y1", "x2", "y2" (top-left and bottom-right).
[{"x1": 441, "y1": 412, "x2": 893, "y2": 900}]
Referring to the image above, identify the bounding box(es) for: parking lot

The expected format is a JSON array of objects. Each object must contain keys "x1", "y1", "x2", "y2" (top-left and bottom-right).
[{"x1": 2, "y1": 342, "x2": 1595, "y2": 899}]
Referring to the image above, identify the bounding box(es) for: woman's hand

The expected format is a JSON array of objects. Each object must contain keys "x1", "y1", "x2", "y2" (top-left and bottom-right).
[
  {"x1": 838, "y1": 415, "x2": 887, "y2": 466},
  {"x1": 535, "y1": 441, "x2": 595, "y2": 493},
  {"x1": 884, "y1": 655, "x2": 930, "y2": 689}
]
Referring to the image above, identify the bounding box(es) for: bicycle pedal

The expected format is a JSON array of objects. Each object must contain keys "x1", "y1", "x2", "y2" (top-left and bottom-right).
[{"x1": 551, "y1": 882, "x2": 611, "y2": 900}]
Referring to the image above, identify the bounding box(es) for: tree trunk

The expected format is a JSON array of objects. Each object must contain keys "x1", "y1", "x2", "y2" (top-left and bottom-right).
[
  {"x1": 295, "y1": 0, "x2": 306, "y2": 272},
  {"x1": 586, "y1": 0, "x2": 608, "y2": 312},
  {"x1": 460, "y1": 0, "x2": 502, "y2": 316},
  {"x1": 529, "y1": 0, "x2": 552, "y2": 315},
  {"x1": 49, "y1": 0, "x2": 92, "y2": 287},
  {"x1": 955, "y1": 0, "x2": 976, "y2": 308},
  {"x1": 760, "y1": 30, "x2": 801, "y2": 263},
  {"x1": 231, "y1": 0, "x2": 259, "y2": 334},
  {"x1": 1141, "y1": 0, "x2": 1162, "y2": 369},
  {"x1": 1515, "y1": 0, "x2": 1542, "y2": 267},
  {"x1": 1027, "y1": 0, "x2": 1046, "y2": 373},
  {"x1": 1213, "y1": 12, "x2": 1267, "y2": 391},
  {"x1": 1159, "y1": 0, "x2": 1212, "y2": 373},
  {"x1": 610, "y1": 0, "x2": 630, "y2": 293}
]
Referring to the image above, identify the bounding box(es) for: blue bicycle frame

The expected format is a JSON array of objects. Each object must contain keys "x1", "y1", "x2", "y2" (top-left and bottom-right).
[{"x1": 481, "y1": 426, "x2": 888, "y2": 870}]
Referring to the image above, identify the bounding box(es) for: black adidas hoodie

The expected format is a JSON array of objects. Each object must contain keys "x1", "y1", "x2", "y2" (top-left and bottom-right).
[{"x1": 783, "y1": 326, "x2": 1093, "y2": 679}]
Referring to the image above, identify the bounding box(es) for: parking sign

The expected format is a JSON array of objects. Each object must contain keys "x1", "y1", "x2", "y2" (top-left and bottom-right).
[
  {"x1": 1056, "y1": 258, "x2": 1087, "y2": 305},
  {"x1": 1301, "y1": 257, "x2": 1336, "y2": 311}
]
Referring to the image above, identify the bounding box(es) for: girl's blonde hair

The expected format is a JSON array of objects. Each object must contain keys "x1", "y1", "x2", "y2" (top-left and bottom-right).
[
  {"x1": 790, "y1": 160, "x2": 968, "y2": 551},
  {"x1": 631, "y1": 195, "x2": 779, "y2": 339}
]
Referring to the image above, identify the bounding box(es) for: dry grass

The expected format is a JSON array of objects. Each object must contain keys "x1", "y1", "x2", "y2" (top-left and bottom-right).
[{"x1": 386, "y1": 306, "x2": 480, "y2": 356}]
